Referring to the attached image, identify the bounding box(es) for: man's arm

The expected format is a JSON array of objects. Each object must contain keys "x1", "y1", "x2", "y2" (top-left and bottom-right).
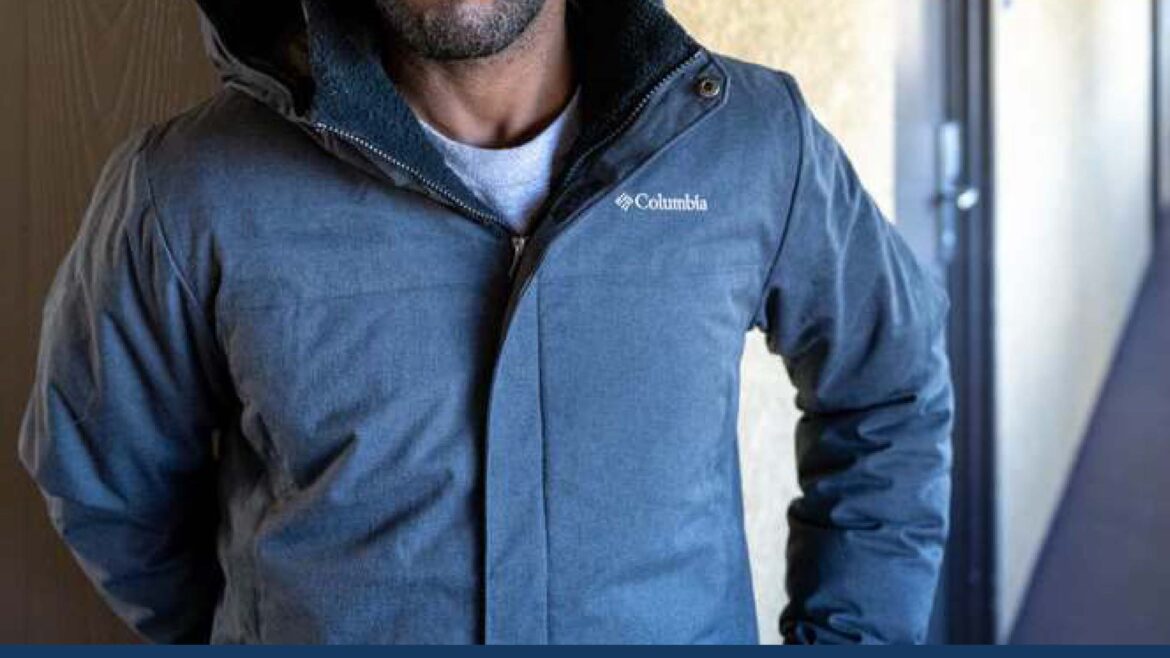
[
  {"x1": 753, "y1": 74, "x2": 955, "y2": 644},
  {"x1": 18, "y1": 129, "x2": 230, "y2": 643}
]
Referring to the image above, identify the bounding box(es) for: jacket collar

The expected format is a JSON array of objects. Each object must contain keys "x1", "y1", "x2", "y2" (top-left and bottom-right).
[{"x1": 197, "y1": 0, "x2": 701, "y2": 225}]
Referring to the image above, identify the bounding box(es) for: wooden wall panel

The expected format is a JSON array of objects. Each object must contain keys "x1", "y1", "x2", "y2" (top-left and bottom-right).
[
  {"x1": 0, "y1": 0, "x2": 32, "y2": 644},
  {"x1": 1, "y1": 0, "x2": 216, "y2": 643}
]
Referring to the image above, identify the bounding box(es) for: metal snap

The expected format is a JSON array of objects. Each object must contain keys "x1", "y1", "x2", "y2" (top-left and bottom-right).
[{"x1": 696, "y1": 76, "x2": 723, "y2": 99}]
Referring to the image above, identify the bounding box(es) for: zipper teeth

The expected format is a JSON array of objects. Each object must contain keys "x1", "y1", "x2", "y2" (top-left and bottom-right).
[
  {"x1": 312, "y1": 122, "x2": 505, "y2": 229},
  {"x1": 312, "y1": 47, "x2": 705, "y2": 238},
  {"x1": 316, "y1": 46, "x2": 706, "y2": 290}
]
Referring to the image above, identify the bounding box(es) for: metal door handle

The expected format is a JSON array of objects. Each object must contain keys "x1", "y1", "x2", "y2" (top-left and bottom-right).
[{"x1": 941, "y1": 185, "x2": 982, "y2": 212}]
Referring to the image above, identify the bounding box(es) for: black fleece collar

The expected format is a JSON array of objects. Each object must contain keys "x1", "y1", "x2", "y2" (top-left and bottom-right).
[
  {"x1": 302, "y1": 0, "x2": 488, "y2": 217},
  {"x1": 562, "y1": 0, "x2": 700, "y2": 161}
]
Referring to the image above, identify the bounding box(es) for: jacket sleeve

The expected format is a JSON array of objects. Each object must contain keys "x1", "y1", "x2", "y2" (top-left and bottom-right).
[
  {"x1": 753, "y1": 75, "x2": 955, "y2": 644},
  {"x1": 17, "y1": 129, "x2": 230, "y2": 644}
]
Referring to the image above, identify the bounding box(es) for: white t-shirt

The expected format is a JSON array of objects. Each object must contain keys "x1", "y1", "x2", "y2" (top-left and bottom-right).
[{"x1": 417, "y1": 90, "x2": 581, "y2": 236}]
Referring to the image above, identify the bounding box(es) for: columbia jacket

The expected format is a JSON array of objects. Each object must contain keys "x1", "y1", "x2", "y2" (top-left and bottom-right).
[{"x1": 18, "y1": 0, "x2": 954, "y2": 645}]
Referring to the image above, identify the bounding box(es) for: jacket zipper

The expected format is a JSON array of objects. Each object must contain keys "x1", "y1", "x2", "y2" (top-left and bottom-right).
[
  {"x1": 314, "y1": 46, "x2": 705, "y2": 290},
  {"x1": 496, "y1": 48, "x2": 707, "y2": 319},
  {"x1": 543, "y1": 48, "x2": 706, "y2": 219},
  {"x1": 311, "y1": 122, "x2": 511, "y2": 237}
]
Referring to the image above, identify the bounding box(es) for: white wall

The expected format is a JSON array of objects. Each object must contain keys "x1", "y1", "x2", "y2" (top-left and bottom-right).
[
  {"x1": 669, "y1": 0, "x2": 898, "y2": 644},
  {"x1": 1160, "y1": 1, "x2": 1170, "y2": 213},
  {"x1": 993, "y1": 0, "x2": 1154, "y2": 639}
]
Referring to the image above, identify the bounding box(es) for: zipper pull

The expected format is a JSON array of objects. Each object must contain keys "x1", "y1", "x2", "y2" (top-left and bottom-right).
[{"x1": 509, "y1": 236, "x2": 528, "y2": 278}]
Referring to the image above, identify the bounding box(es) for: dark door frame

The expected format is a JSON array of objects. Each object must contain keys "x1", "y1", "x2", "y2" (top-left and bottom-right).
[
  {"x1": 939, "y1": 0, "x2": 997, "y2": 644},
  {"x1": 898, "y1": 0, "x2": 997, "y2": 644}
]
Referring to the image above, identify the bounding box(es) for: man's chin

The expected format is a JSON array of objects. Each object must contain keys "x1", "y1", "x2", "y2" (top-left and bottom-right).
[{"x1": 375, "y1": 0, "x2": 548, "y2": 62}]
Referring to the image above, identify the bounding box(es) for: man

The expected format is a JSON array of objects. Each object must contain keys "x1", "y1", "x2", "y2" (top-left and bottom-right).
[{"x1": 18, "y1": 0, "x2": 954, "y2": 645}]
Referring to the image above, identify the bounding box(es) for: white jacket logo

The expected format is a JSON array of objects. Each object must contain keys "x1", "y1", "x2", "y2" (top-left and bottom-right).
[{"x1": 615, "y1": 192, "x2": 710, "y2": 214}]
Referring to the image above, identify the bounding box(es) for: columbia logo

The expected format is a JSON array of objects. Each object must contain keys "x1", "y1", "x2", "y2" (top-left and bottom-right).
[{"x1": 614, "y1": 192, "x2": 710, "y2": 214}]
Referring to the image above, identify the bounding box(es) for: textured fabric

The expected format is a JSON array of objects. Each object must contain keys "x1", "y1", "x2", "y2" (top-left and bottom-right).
[
  {"x1": 17, "y1": 0, "x2": 954, "y2": 645},
  {"x1": 418, "y1": 89, "x2": 582, "y2": 235}
]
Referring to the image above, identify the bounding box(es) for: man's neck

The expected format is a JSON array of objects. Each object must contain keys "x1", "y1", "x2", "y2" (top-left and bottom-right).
[{"x1": 380, "y1": 1, "x2": 575, "y2": 149}]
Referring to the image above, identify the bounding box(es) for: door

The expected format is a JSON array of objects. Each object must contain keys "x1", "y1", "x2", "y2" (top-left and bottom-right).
[
  {"x1": 896, "y1": 0, "x2": 996, "y2": 645},
  {"x1": 0, "y1": 0, "x2": 216, "y2": 642}
]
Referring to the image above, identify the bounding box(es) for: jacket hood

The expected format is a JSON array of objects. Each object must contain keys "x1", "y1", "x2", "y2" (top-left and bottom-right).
[
  {"x1": 194, "y1": 0, "x2": 318, "y2": 115},
  {"x1": 193, "y1": 0, "x2": 697, "y2": 124},
  {"x1": 192, "y1": 0, "x2": 701, "y2": 225}
]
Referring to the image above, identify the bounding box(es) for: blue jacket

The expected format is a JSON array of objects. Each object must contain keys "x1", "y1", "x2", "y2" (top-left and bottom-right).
[{"x1": 18, "y1": 0, "x2": 954, "y2": 645}]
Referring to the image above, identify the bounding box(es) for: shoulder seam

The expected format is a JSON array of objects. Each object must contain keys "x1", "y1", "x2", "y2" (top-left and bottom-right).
[
  {"x1": 749, "y1": 71, "x2": 807, "y2": 334},
  {"x1": 137, "y1": 128, "x2": 228, "y2": 363}
]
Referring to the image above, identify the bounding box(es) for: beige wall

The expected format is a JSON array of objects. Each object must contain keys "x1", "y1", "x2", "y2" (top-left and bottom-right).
[
  {"x1": 993, "y1": 0, "x2": 1153, "y2": 640},
  {"x1": 669, "y1": 0, "x2": 898, "y2": 644}
]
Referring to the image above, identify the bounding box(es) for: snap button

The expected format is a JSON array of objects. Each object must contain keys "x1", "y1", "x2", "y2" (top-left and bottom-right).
[{"x1": 696, "y1": 75, "x2": 723, "y2": 99}]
